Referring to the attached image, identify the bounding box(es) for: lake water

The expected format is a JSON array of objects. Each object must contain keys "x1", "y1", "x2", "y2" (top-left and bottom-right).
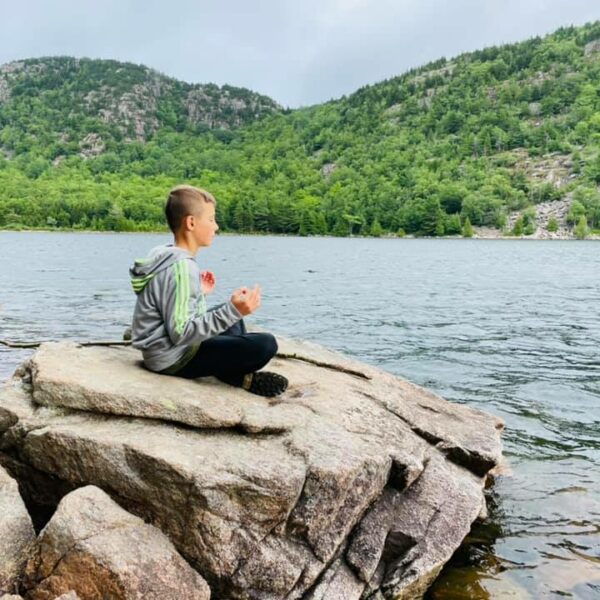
[{"x1": 0, "y1": 232, "x2": 599, "y2": 598}]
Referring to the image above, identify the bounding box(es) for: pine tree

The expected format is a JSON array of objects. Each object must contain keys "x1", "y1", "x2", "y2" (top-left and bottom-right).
[
  {"x1": 547, "y1": 216, "x2": 559, "y2": 232},
  {"x1": 462, "y1": 217, "x2": 473, "y2": 238},
  {"x1": 370, "y1": 218, "x2": 383, "y2": 237},
  {"x1": 575, "y1": 215, "x2": 588, "y2": 240},
  {"x1": 512, "y1": 216, "x2": 524, "y2": 236}
]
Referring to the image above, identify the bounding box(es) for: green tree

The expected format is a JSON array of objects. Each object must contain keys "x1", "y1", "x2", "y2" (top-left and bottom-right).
[
  {"x1": 370, "y1": 218, "x2": 383, "y2": 237},
  {"x1": 343, "y1": 213, "x2": 363, "y2": 236},
  {"x1": 574, "y1": 215, "x2": 588, "y2": 239},
  {"x1": 445, "y1": 213, "x2": 462, "y2": 235},
  {"x1": 421, "y1": 196, "x2": 444, "y2": 236},
  {"x1": 105, "y1": 203, "x2": 126, "y2": 231},
  {"x1": 522, "y1": 206, "x2": 537, "y2": 234},
  {"x1": 567, "y1": 200, "x2": 586, "y2": 225},
  {"x1": 512, "y1": 216, "x2": 524, "y2": 236},
  {"x1": 462, "y1": 217, "x2": 473, "y2": 238},
  {"x1": 233, "y1": 200, "x2": 254, "y2": 232},
  {"x1": 547, "y1": 216, "x2": 559, "y2": 232}
]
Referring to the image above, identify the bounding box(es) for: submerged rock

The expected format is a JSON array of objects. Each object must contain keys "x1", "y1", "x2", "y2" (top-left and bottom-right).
[{"x1": 0, "y1": 337, "x2": 504, "y2": 599}]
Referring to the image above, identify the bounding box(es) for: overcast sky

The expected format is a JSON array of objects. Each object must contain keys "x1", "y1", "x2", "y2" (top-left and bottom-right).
[{"x1": 0, "y1": 0, "x2": 598, "y2": 107}]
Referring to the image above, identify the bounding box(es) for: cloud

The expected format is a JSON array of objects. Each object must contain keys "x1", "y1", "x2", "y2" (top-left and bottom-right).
[{"x1": 0, "y1": 0, "x2": 598, "y2": 107}]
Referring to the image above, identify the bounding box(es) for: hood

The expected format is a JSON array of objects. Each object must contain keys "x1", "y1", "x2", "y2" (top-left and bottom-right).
[{"x1": 130, "y1": 244, "x2": 193, "y2": 295}]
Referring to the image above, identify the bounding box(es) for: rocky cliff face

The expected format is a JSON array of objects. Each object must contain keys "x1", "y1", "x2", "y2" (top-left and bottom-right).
[
  {"x1": 0, "y1": 57, "x2": 281, "y2": 145},
  {"x1": 0, "y1": 336, "x2": 504, "y2": 599}
]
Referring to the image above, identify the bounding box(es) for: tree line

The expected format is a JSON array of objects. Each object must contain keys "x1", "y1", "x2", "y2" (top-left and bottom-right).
[{"x1": 1, "y1": 21, "x2": 600, "y2": 236}]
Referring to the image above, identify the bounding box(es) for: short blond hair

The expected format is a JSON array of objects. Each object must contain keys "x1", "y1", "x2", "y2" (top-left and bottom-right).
[{"x1": 165, "y1": 185, "x2": 216, "y2": 233}]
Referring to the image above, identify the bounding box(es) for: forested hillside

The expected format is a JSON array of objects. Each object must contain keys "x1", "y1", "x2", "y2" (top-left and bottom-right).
[{"x1": 1, "y1": 21, "x2": 599, "y2": 236}]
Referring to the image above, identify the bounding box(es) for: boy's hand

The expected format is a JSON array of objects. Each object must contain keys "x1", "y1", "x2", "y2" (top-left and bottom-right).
[
  {"x1": 231, "y1": 285, "x2": 261, "y2": 316},
  {"x1": 200, "y1": 271, "x2": 216, "y2": 295}
]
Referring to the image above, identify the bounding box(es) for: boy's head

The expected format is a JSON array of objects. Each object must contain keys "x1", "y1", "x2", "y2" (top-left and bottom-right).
[{"x1": 165, "y1": 185, "x2": 218, "y2": 248}]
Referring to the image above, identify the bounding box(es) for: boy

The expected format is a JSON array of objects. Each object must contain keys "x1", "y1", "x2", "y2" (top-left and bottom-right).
[{"x1": 129, "y1": 184, "x2": 288, "y2": 397}]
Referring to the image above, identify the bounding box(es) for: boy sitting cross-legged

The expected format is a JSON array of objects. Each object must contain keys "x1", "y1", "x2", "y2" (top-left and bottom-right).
[{"x1": 130, "y1": 184, "x2": 288, "y2": 397}]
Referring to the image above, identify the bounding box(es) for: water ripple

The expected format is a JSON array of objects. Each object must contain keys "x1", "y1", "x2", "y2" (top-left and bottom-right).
[{"x1": 1, "y1": 233, "x2": 599, "y2": 598}]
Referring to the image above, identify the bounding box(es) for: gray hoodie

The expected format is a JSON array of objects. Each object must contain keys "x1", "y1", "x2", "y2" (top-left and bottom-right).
[{"x1": 130, "y1": 244, "x2": 242, "y2": 373}]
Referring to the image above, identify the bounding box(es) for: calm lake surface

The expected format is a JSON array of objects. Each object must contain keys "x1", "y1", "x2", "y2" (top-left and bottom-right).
[{"x1": 1, "y1": 232, "x2": 599, "y2": 598}]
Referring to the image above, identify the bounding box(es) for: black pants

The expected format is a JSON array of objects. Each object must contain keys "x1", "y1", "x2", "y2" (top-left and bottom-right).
[{"x1": 173, "y1": 320, "x2": 278, "y2": 387}]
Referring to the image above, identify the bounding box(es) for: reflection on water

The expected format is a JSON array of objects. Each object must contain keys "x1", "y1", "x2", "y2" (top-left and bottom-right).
[
  {"x1": 429, "y1": 463, "x2": 600, "y2": 599},
  {"x1": 1, "y1": 232, "x2": 599, "y2": 598}
]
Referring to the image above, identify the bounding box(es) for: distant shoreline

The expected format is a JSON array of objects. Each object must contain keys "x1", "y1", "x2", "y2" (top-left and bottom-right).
[{"x1": 0, "y1": 228, "x2": 598, "y2": 240}]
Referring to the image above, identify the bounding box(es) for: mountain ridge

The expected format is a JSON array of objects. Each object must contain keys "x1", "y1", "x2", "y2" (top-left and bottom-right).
[{"x1": 1, "y1": 20, "x2": 599, "y2": 237}]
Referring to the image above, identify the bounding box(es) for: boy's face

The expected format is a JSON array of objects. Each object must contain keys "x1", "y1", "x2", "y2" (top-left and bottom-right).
[{"x1": 190, "y1": 202, "x2": 218, "y2": 247}]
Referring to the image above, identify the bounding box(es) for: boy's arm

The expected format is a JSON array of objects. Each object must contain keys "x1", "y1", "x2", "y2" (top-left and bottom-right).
[{"x1": 158, "y1": 260, "x2": 242, "y2": 347}]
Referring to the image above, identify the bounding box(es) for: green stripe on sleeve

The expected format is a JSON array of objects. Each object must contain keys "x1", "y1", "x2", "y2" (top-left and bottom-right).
[
  {"x1": 174, "y1": 260, "x2": 191, "y2": 335},
  {"x1": 197, "y1": 294, "x2": 207, "y2": 316},
  {"x1": 174, "y1": 262, "x2": 183, "y2": 334},
  {"x1": 182, "y1": 261, "x2": 190, "y2": 329},
  {"x1": 131, "y1": 273, "x2": 155, "y2": 293}
]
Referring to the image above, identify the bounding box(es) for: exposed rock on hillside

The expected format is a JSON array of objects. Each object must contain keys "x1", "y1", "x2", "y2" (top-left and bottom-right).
[
  {"x1": 504, "y1": 196, "x2": 573, "y2": 239},
  {"x1": 0, "y1": 77, "x2": 9, "y2": 103},
  {"x1": 409, "y1": 63, "x2": 456, "y2": 85},
  {"x1": 78, "y1": 134, "x2": 105, "y2": 159},
  {"x1": 508, "y1": 149, "x2": 577, "y2": 189},
  {"x1": 0, "y1": 57, "x2": 281, "y2": 147},
  {"x1": 475, "y1": 193, "x2": 599, "y2": 240},
  {"x1": 320, "y1": 162, "x2": 337, "y2": 178},
  {"x1": 0, "y1": 337, "x2": 504, "y2": 599},
  {"x1": 584, "y1": 39, "x2": 600, "y2": 56}
]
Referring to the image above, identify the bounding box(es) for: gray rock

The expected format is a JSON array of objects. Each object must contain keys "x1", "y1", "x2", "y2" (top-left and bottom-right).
[
  {"x1": 0, "y1": 466, "x2": 35, "y2": 594},
  {"x1": 0, "y1": 337, "x2": 504, "y2": 599},
  {"x1": 584, "y1": 39, "x2": 600, "y2": 56},
  {"x1": 0, "y1": 407, "x2": 17, "y2": 435},
  {"x1": 320, "y1": 162, "x2": 337, "y2": 178},
  {"x1": 29, "y1": 342, "x2": 300, "y2": 433},
  {"x1": 24, "y1": 485, "x2": 209, "y2": 600},
  {"x1": 28, "y1": 339, "x2": 503, "y2": 473},
  {"x1": 381, "y1": 455, "x2": 486, "y2": 599},
  {"x1": 304, "y1": 557, "x2": 365, "y2": 600}
]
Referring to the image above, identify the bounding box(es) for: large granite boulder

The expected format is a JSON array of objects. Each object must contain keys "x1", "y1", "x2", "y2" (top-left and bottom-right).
[
  {"x1": 24, "y1": 485, "x2": 209, "y2": 600},
  {"x1": 0, "y1": 337, "x2": 504, "y2": 599},
  {"x1": 0, "y1": 466, "x2": 35, "y2": 594}
]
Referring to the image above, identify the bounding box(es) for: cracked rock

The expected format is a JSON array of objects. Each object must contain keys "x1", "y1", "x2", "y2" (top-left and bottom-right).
[
  {"x1": 0, "y1": 337, "x2": 504, "y2": 599},
  {"x1": 24, "y1": 485, "x2": 209, "y2": 600},
  {"x1": 0, "y1": 466, "x2": 35, "y2": 594}
]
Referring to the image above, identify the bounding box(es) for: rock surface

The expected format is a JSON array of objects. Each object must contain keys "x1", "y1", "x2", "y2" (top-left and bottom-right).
[
  {"x1": 23, "y1": 485, "x2": 209, "y2": 600},
  {"x1": 0, "y1": 337, "x2": 504, "y2": 599},
  {"x1": 0, "y1": 466, "x2": 35, "y2": 594}
]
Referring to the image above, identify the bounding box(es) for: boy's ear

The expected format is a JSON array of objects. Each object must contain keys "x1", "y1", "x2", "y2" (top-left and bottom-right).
[{"x1": 183, "y1": 214, "x2": 194, "y2": 230}]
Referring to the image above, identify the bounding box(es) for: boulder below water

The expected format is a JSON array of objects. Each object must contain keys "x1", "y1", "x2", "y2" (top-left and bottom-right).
[{"x1": 0, "y1": 336, "x2": 504, "y2": 599}]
